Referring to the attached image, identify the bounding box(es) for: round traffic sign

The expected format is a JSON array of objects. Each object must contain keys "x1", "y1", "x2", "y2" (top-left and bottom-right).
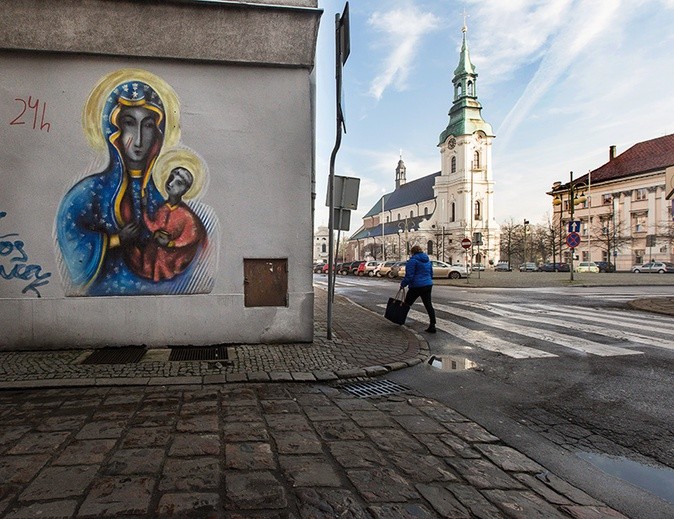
[
  {"x1": 566, "y1": 231, "x2": 581, "y2": 248},
  {"x1": 461, "y1": 238, "x2": 472, "y2": 250}
]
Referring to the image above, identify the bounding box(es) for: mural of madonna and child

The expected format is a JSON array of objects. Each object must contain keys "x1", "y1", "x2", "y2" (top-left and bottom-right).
[{"x1": 56, "y1": 68, "x2": 218, "y2": 296}]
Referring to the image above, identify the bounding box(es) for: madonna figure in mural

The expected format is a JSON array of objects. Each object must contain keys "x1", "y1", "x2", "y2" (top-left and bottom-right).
[{"x1": 56, "y1": 69, "x2": 217, "y2": 296}]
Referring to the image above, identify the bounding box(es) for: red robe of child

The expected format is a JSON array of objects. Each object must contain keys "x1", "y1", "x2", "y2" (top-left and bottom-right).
[{"x1": 138, "y1": 202, "x2": 207, "y2": 282}]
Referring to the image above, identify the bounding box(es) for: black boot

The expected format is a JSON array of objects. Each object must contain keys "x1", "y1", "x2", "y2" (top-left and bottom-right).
[{"x1": 425, "y1": 325, "x2": 436, "y2": 333}]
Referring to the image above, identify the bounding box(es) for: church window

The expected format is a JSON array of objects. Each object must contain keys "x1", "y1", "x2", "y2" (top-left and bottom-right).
[
  {"x1": 635, "y1": 188, "x2": 647, "y2": 201},
  {"x1": 321, "y1": 244, "x2": 326, "y2": 253},
  {"x1": 474, "y1": 200, "x2": 481, "y2": 220},
  {"x1": 451, "y1": 156, "x2": 456, "y2": 173},
  {"x1": 467, "y1": 81, "x2": 474, "y2": 96},
  {"x1": 410, "y1": 210, "x2": 414, "y2": 218},
  {"x1": 451, "y1": 202, "x2": 456, "y2": 222},
  {"x1": 427, "y1": 240, "x2": 434, "y2": 255},
  {"x1": 424, "y1": 207, "x2": 428, "y2": 216},
  {"x1": 473, "y1": 151, "x2": 480, "y2": 169},
  {"x1": 397, "y1": 213, "x2": 401, "y2": 221}
]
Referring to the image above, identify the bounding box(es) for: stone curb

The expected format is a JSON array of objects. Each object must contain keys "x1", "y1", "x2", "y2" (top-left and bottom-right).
[{"x1": 0, "y1": 296, "x2": 431, "y2": 391}]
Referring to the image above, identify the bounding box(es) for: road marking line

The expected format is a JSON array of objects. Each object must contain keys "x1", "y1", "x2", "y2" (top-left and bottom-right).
[
  {"x1": 393, "y1": 306, "x2": 558, "y2": 359},
  {"x1": 378, "y1": 304, "x2": 555, "y2": 359},
  {"x1": 431, "y1": 303, "x2": 642, "y2": 357},
  {"x1": 466, "y1": 302, "x2": 674, "y2": 351},
  {"x1": 525, "y1": 304, "x2": 674, "y2": 334}
]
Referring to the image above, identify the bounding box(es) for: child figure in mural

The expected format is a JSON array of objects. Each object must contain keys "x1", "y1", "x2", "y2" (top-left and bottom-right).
[
  {"x1": 133, "y1": 165, "x2": 207, "y2": 282},
  {"x1": 55, "y1": 68, "x2": 217, "y2": 296}
]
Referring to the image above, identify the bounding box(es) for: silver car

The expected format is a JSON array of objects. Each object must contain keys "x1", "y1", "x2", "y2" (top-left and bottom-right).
[
  {"x1": 432, "y1": 260, "x2": 470, "y2": 279},
  {"x1": 631, "y1": 261, "x2": 674, "y2": 273}
]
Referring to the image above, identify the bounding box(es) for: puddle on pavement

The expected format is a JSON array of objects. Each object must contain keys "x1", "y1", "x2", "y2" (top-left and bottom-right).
[
  {"x1": 577, "y1": 452, "x2": 674, "y2": 504},
  {"x1": 427, "y1": 355, "x2": 478, "y2": 371}
]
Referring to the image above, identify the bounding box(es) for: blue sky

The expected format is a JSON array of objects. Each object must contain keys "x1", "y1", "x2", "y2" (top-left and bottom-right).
[{"x1": 314, "y1": 0, "x2": 674, "y2": 233}]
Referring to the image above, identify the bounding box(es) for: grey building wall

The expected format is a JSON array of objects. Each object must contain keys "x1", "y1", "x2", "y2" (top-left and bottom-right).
[{"x1": 0, "y1": 0, "x2": 321, "y2": 349}]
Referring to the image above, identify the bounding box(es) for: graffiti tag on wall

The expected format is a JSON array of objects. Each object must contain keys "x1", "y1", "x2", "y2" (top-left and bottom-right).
[
  {"x1": 10, "y1": 96, "x2": 51, "y2": 132},
  {"x1": 54, "y1": 69, "x2": 218, "y2": 296},
  {"x1": 0, "y1": 211, "x2": 51, "y2": 297}
]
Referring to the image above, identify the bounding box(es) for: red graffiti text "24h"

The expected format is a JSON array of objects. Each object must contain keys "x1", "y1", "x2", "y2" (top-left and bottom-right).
[{"x1": 10, "y1": 96, "x2": 51, "y2": 133}]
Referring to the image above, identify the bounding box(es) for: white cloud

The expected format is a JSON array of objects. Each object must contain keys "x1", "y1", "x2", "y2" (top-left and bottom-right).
[
  {"x1": 367, "y1": 4, "x2": 440, "y2": 100},
  {"x1": 467, "y1": 0, "x2": 573, "y2": 83},
  {"x1": 496, "y1": 0, "x2": 623, "y2": 146}
]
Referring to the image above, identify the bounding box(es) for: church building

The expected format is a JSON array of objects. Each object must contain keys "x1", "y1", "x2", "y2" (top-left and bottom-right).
[{"x1": 346, "y1": 24, "x2": 500, "y2": 266}]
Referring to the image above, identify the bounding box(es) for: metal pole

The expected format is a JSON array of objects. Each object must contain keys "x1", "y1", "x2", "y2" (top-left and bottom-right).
[
  {"x1": 587, "y1": 170, "x2": 591, "y2": 262},
  {"x1": 326, "y1": 12, "x2": 343, "y2": 341},
  {"x1": 612, "y1": 197, "x2": 617, "y2": 270},
  {"x1": 381, "y1": 193, "x2": 385, "y2": 261},
  {"x1": 569, "y1": 171, "x2": 575, "y2": 282}
]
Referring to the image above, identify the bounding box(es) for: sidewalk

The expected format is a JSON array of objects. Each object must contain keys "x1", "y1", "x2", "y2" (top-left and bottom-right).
[
  {"x1": 0, "y1": 289, "x2": 429, "y2": 390},
  {"x1": 0, "y1": 288, "x2": 639, "y2": 518}
]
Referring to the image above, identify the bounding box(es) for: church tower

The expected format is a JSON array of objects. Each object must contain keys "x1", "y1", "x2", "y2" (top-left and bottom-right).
[
  {"x1": 434, "y1": 22, "x2": 499, "y2": 265},
  {"x1": 395, "y1": 156, "x2": 407, "y2": 189}
]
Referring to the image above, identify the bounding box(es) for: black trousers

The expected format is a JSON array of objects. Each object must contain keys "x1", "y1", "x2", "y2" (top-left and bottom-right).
[{"x1": 404, "y1": 285, "x2": 436, "y2": 325}]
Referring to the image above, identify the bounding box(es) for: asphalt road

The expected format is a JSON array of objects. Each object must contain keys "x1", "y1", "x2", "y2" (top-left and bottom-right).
[{"x1": 316, "y1": 272, "x2": 674, "y2": 519}]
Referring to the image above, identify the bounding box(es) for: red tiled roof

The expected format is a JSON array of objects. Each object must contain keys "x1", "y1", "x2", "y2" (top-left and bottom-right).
[{"x1": 577, "y1": 133, "x2": 674, "y2": 185}]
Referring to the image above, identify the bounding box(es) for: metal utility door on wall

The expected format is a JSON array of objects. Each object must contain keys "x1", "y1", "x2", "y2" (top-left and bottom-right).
[{"x1": 243, "y1": 259, "x2": 288, "y2": 307}]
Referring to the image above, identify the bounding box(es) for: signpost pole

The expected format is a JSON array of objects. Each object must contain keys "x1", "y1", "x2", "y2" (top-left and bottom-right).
[
  {"x1": 327, "y1": 3, "x2": 350, "y2": 340},
  {"x1": 461, "y1": 238, "x2": 471, "y2": 283},
  {"x1": 569, "y1": 171, "x2": 575, "y2": 282}
]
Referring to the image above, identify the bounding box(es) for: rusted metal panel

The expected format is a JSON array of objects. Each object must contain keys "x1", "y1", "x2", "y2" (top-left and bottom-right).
[{"x1": 243, "y1": 259, "x2": 288, "y2": 307}]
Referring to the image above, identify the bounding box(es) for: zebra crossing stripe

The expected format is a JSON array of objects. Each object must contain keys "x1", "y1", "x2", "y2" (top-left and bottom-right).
[
  {"x1": 525, "y1": 304, "x2": 674, "y2": 335},
  {"x1": 431, "y1": 303, "x2": 642, "y2": 357},
  {"x1": 378, "y1": 305, "x2": 557, "y2": 359},
  {"x1": 464, "y1": 302, "x2": 674, "y2": 351}
]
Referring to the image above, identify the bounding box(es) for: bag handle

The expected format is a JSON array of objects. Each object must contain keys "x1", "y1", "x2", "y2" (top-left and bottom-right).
[{"x1": 395, "y1": 287, "x2": 406, "y2": 301}]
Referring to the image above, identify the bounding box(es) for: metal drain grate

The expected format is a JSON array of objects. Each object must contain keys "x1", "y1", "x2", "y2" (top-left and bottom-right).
[
  {"x1": 341, "y1": 379, "x2": 410, "y2": 398},
  {"x1": 82, "y1": 347, "x2": 146, "y2": 365},
  {"x1": 169, "y1": 346, "x2": 228, "y2": 362}
]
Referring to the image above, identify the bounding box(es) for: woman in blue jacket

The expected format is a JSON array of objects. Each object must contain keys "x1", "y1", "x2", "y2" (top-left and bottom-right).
[{"x1": 400, "y1": 245, "x2": 436, "y2": 333}]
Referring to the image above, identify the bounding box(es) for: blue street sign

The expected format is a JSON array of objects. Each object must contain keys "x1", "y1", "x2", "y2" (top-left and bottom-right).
[
  {"x1": 568, "y1": 221, "x2": 581, "y2": 233},
  {"x1": 566, "y1": 231, "x2": 581, "y2": 248}
]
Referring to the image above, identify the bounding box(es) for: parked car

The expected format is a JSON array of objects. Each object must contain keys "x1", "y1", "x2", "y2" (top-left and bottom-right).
[
  {"x1": 321, "y1": 262, "x2": 340, "y2": 274},
  {"x1": 539, "y1": 262, "x2": 570, "y2": 272},
  {"x1": 575, "y1": 261, "x2": 600, "y2": 273},
  {"x1": 472, "y1": 263, "x2": 486, "y2": 271},
  {"x1": 494, "y1": 262, "x2": 511, "y2": 272},
  {"x1": 389, "y1": 261, "x2": 407, "y2": 278},
  {"x1": 594, "y1": 261, "x2": 615, "y2": 273},
  {"x1": 631, "y1": 261, "x2": 674, "y2": 273},
  {"x1": 336, "y1": 262, "x2": 351, "y2": 275},
  {"x1": 337, "y1": 260, "x2": 360, "y2": 275},
  {"x1": 519, "y1": 262, "x2": 538, "y2": 272},
  {"x1": 432, "y1": 260, "x2": 470, "y2": 279},
  {"x1": 357, "y1": 261, "x2": 381, "y2": 276},
  {"x1": 349, "y1": 261, "x2": 366, "y2": 275},
  {"x1": 374, "y1": 261, "x2": 397, "y2": 277},
  {"x1": 313, "y1": 262, "x2": 326, "y2": 273}
]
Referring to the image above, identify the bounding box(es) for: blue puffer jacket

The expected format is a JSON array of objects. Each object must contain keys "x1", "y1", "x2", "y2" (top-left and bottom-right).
[{"x1": 400, "y1": 252, "x2": 433, "y2": 288}]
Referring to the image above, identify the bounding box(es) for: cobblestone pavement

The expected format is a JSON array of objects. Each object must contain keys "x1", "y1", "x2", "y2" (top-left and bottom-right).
[
  {"x1": 0, "y1": 384, "x2": 630, "y2": 519},
  {"x1": 0, "y1": 286, "x2": 665, "y2": 518}
]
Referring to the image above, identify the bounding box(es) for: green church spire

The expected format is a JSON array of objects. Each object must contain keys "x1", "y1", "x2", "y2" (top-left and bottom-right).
[
  {"x1": 454, "y1": 23, "x2": 475, "y2": 77},
  {"x1": 439, "y1": 22, "x2": 493, "y2": 145}
]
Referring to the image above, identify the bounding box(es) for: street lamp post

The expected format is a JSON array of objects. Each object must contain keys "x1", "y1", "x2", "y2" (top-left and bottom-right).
[
  {"x1": 552, "y1": 171, "x2": 586, "y2": 281},
  {"x1": 523, "y1": 219, "x2": 529, "y2": 263},
  {"x1": 381, "y1": 190, "x2": 386, "y2": 261},
  {"x1": 397, "y1": 229, "x2": 402, "y2": 260}
]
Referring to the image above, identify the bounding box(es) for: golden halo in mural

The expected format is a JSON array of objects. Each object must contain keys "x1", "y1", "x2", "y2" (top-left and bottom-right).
[
  {"x1": 82, "y1": 68, "x2": 181, "y2": 152},
  {"x1": 152, "y1": 147, "x2": 207, "y2": 201}
]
